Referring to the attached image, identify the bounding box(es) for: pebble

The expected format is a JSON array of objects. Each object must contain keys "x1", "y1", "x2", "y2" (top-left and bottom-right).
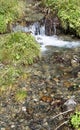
[
  {"x1": 25, "y1": 126, "x2": 31, "y2": 130},
  {"x1": 0, "y1": 44, "x2": 80, "y2": 130},
  {"x1": 1, "y1": 128, "x2": 6, "y2": 130},
  {"x1": 11, "y1": 125, "x2": 15, "y2": 128},
  {"x1": 22, "y1": 106, "x2": 26, "y2": 112},
  {"x1": 64, "y1": 96, "x2": 77, "y2": 110},
  {"x1": 77, "y1": 71, "x2": 80, "y2": 78}
]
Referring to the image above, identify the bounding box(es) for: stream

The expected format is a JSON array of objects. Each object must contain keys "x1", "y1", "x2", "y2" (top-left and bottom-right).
[
  {"x1": 13, "y1": 22, "x2": 80, "y2": 51},
  {"x1": 0, "y1": 22, "x2": 80, "y2": 130},
  {"x1": 12, "y1": 22, "x2": 80, "y2": 130}
]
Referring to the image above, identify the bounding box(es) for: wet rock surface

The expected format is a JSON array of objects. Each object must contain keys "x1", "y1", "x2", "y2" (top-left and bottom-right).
[{"x1": 0, "y1": 46, "x2": 80, "y2": 130}]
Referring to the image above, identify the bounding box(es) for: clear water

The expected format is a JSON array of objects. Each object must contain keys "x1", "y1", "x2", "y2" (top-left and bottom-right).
[{"x1": 13, "y1": 23, "x2": 80, "y2": 51}]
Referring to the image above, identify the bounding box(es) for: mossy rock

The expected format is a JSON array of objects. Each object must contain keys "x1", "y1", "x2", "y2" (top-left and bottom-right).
[{"x1": 25, "y1": 12, "x2": 44, "y2": 22}]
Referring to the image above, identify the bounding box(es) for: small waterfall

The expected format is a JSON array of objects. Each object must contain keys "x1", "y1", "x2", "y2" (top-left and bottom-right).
[
  {"x1": 12, "y1": 22, "x2": 80, "y2": 51},
  {"x1": 33, "y1": 22, "x2": 45, "y2": 35},
  {"x1": 53, "y1": 22, "x2": 56, "y2": 35},
  {"x1": 34, "y1": 22, "x2": 40, "y2": 35}
]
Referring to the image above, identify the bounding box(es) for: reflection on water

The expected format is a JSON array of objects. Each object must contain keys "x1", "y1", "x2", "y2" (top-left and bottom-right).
[{"x1": 13, "y1": 23, "x2": 80, "y2": 51}]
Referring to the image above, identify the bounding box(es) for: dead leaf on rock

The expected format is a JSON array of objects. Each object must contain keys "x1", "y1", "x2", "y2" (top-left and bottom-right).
[
  {"x1": 63, "y1": 81, "x2": 73, "y2": 88},
  {"x1": 51, "y1": 99, "x2": 62, "y2": 106},
  {"x1": 41, "y1": 96, "x2": 53, "y2": 103},
  {"x1": 53, "y1": 78, "x2": 59, "y2": 83}
]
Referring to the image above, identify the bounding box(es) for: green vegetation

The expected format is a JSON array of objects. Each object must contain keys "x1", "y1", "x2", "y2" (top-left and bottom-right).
[
  {"x1": 0, "y1": 15, "x2": 7, "y2": 33},
  {"x1": 43, "y1": 0, "x2": 80, "y2": 37},
  {"x1": 0, "y1": 32, "x2": 40, "y2": 98},
  {"x1": 0, "y1": 0, "x2": 40, "y2": 102},
  {"x1": 0, "y1": 0, "x2": 25, "y2": 33},
  {"x1": 0, "y1": 32, "x2": 40, "y2": 65},
  {"x1": 15, "y1": 89, "x2": 27, "y2": 102},
  {"x1": 70, "y1": 111, "x2": 80, "y2": 129}
]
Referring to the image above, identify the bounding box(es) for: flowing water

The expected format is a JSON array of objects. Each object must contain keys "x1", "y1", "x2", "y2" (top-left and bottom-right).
[
  {"x1": 13, "y1": 22, "x2": 80, "y2": 51},
  {"x1": 0, "y1": 22, "x2": 80, "y2": 130}
]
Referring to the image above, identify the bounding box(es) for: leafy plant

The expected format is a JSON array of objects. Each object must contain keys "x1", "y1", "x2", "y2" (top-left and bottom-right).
[{"x1": 70, "y1": 111, "x2": 80, "y2": 129}]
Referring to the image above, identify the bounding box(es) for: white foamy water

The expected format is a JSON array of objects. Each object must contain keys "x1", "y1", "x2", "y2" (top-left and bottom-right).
[
  {"x1": 34, "y1": 35, "x2": 80, "y2": 51},
  {"x1": 13, "y1": 24, "x2": 80, "y2": 51}
]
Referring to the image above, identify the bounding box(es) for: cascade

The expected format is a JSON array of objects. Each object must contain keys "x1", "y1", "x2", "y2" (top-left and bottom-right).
[
  {"x1": 12, "y1": 22, "x2": 80, "y2": 51},
  {"x1": 53, "y1": 22, "x2": 56, "y2": 35},
  {"x1": 34, "y1": 22, "x2": 40, "y2": 35}
]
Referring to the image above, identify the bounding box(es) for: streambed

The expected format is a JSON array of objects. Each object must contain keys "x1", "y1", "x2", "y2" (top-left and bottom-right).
[{"x1": 0, "y1": 23, "x2": 80, "y2": 130}]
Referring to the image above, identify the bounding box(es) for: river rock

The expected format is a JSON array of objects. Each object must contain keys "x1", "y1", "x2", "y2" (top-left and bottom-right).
[
  {"x1": 63, "y1": 96, "x2": 77, "y2": 110},
  {"x1": 25, "y1": 13, "x2": 44, "y2": 22}
]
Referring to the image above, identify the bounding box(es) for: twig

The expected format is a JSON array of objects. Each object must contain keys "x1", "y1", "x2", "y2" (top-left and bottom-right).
[
  {"x1": 50, "y1": 109, "x2": 73, "y2": 120},
  {"x1": 55, "y1": 120, "x2": 69, "y2": 130}
]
